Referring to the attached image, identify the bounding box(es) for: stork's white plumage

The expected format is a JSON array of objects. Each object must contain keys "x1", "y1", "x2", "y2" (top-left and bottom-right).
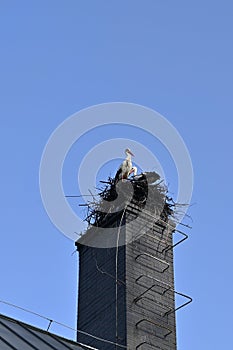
[
  {"x1": 132, "y1": 171, "x2": 160, "y2": 184},
  {"x1": 115, "y1": 148, "x2": 134, "y2": 182}
]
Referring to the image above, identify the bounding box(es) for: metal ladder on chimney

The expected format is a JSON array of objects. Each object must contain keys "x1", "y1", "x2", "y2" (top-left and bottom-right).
[{"x1": 132, "y1": 217, "x2": 192, "y2": 350}]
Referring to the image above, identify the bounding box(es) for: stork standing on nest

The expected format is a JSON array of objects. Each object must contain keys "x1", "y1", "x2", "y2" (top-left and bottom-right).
[{"x1": 114, "y1": 148, "x2": 134, "y2": 182}]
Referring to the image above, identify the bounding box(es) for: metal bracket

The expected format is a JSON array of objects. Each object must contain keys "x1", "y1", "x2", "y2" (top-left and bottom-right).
[
  {"x1": 135, "y1": 253, "x2": 169, "y2": 273},
  {"x1": 134, "y1": 274, "x2": 192, "y2": 316},
  {"x1": 134, "y1": 275, "x2": 172, "y2": 301},
  {"x1": 134, "y1": 297, "x2": 172, "y2": 318},
  {"x1": 164, "y1": 291, "x2": 192, "y2": 316},
  {"x1": 136, "y1": 342, "x2": 164, "y2": 350},
  {"x1": 133, "y1": 232, "x2": 170, "y2": 255},
  {"x1": 140, "y1": 228, "x2": 188, "y2": 255},
  {"x1": 162, "y1": 229, "x2": 188, "y2": 253},
  {"x1": 136, "y1": 319, "x2": 172, "y2": 339}
]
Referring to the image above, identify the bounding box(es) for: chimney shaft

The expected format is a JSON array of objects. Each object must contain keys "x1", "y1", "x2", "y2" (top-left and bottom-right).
[{"x1": 76, "y1": 201, "x2": 177, "y2": 350}]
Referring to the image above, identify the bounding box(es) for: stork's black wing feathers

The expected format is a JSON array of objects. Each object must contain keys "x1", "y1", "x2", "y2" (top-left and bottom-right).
[{"x1": 114, "y1": 167, "x2": 122, "y2": 183}]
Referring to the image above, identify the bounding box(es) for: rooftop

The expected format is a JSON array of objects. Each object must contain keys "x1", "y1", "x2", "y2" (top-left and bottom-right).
[{"x1": 0, "y1": 313, "x2": 98, "y2": 350}]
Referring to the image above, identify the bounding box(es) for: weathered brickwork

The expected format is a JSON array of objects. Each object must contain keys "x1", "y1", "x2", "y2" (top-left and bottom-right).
[{"x1": 125, "y1": 202, "x2": 177, "y2": 350}]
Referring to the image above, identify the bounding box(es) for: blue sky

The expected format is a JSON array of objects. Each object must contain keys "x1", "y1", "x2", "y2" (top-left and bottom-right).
[{"x1": 0, "y1": 1, "x2": 233, "y2": 349}]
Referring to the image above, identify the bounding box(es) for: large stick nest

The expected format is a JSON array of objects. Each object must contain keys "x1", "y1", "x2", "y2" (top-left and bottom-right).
[{"x1": 82, "y1": 172, "x2": 176, "y2": 228}]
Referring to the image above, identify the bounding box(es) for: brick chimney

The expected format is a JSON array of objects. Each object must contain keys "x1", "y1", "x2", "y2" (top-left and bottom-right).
[{"x1": 75, "y1": 177, "x2": 180, "y2": 350}]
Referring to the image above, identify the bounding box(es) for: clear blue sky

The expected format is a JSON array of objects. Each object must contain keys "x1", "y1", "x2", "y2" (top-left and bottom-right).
[{"x1": 0, "y1": 1, "x2": 233, "y2": 349}]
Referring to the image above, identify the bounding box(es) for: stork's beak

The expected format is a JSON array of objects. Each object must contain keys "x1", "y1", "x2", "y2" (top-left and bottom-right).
[
  {"x1": 128, "y1": 150, "x2": 134, "y2": 157},
  {"x1": 129, "y1": 168, "x2": 134, "y2": 174}
]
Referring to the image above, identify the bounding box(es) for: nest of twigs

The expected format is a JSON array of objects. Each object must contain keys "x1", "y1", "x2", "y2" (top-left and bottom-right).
[{"x1": 82, "y1": 172, "x2": 176, "y2": 228}]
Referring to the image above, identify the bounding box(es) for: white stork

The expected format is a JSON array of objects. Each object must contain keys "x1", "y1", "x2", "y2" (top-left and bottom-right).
[{"x1": 115, "y1": 148, "x2": 134, "y2": 182}]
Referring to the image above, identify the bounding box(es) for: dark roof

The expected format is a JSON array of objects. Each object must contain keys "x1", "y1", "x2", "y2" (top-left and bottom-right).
[{"x1": 0, "y1": 314, "x2": 98, "y2": 350}]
